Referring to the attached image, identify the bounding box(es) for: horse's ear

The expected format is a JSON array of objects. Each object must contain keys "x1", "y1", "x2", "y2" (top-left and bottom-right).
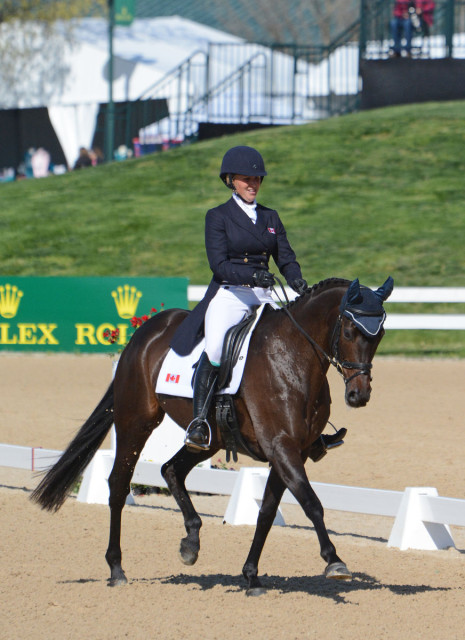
[
  {"x1": 346, "y1": 278, "x2": 361, "y2": 304},
  {"x1": 374, "y1": 276, "x2": 394, "y2": 302}
]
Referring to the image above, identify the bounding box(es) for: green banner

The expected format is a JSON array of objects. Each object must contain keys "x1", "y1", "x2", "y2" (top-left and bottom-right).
[
  {"x1": 0, "y1": 277, "x2": 187, "y2": 353},
  {"x1": 114, "y1": 0, "x2": 135, "y2": 26}
]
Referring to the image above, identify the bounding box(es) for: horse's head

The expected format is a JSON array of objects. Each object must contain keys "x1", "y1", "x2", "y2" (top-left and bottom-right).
[{"x1": 333, "y1": 276, "x2": 393, "y2": 408}]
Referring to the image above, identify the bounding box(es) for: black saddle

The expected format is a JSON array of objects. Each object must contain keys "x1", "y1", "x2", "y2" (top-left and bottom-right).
[{"x1": 215, "y1": 310, "x2": 264, "y2": 463}]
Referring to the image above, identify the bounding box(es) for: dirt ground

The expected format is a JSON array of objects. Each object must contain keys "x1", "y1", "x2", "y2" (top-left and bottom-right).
[{"x1": 0, "y1": 353, "x2": 464, "y2": 640}]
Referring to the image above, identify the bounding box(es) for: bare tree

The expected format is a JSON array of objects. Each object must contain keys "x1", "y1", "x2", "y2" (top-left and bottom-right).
[
  {"x1": 309, "y1": 0, "x2": 359, "y2": 44},
  {"x1": 0, "y1": 0, "x2": 105, "y2": 24},
  {"x1": 0, "y1": 0, "x2": 106, "y2": 108},
  {"x1": 217, "y1": 0, "x2": 358, "y2": 46}
]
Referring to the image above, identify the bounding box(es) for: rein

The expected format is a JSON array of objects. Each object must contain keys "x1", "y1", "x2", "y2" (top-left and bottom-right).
[{"x1": 272, "y1": 278, "x2": 373, "y2": 385}]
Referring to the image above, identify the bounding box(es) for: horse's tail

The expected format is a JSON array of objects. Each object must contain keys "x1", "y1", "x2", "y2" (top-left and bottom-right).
[{"x1": 30, "y1": 383, "x2": 115, "y2": 512}]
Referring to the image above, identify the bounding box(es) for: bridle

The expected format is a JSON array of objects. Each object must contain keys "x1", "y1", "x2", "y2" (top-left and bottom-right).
[
  {"x1": 273, "y1": 279, "x2": 375, "y2": 385},
  {"x1": 329, "y1": 312, "x2": 373, "y2": 383}
]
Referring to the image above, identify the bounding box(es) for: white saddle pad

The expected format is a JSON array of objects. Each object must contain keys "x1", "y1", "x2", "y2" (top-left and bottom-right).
[{"x1": 155, "y1": 304, "x2": 266, "y2": 398}]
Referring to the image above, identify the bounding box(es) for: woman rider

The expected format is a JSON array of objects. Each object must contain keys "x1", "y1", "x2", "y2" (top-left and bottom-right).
[{"x1": 170, "y1": 145, "x2": 308, "y2": 451}]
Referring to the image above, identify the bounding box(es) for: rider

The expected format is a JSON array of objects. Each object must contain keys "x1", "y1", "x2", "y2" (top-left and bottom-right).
[{"x1": 170, "y1": 145, "x2": 308, "y2": 451}]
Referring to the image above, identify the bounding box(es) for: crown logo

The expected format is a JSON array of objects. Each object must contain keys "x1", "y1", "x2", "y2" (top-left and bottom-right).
[
  {"x1": 111, "y1": 285, "x2": 143, "y2": 319},
  {"x1": 0, "y1": 284, "x2": 24, "y2": 319}
]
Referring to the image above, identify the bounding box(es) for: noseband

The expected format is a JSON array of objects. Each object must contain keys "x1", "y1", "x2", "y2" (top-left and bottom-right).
[{"x1": 274, "y1": 281, "x2": 374, "y2": 385}]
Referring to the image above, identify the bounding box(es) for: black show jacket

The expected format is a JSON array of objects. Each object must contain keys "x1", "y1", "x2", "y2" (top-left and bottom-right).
[{"x1": 170, "y1": 197, "x2": 303, "y2": 356}]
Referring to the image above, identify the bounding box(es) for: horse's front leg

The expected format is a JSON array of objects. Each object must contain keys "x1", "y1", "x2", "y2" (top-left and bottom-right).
[
  {"x1": 242, "y1": 466, "x2": 286, "y2": 596},
  {"x1": 271, "y1": 437, "x2": 352, "y2": 581},
  {"x1": 161, "y1": 445, "x2": 219, "y2": 566}
]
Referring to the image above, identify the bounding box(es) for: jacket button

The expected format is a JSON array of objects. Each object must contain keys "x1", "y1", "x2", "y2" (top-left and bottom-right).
[
  {"x1": 244, "y1": 258, "x2": 248, "y2": 263},
  {"x1": 260, "y1": 261, "x2": 265, "y2": 266}
]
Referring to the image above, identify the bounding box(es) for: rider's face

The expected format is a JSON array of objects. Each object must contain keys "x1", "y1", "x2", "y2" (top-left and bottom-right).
[{"x1": 232, "y1": 174, "x2": 261, "y2": 203}]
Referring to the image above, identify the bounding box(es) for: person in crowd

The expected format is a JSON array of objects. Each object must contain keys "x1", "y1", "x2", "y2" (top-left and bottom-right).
[
  {"x1": 170, "y1": 145, "x2": 308, "y2": 451},
  {"x1": 90, "y1": 146, "x2": 104, "y2": 166},
  {"x1": 31, "y1": 148, "x2": 51, "y2": 178},
  {"x1": 415, "y1": 0, "x2": 435, "y2": 37},
  {"x1": 390, "y1": 0, "x2": 435, "y2": 57},
  {"x1": 73, "y1": 147, "x2": 93, "y2": 169}
]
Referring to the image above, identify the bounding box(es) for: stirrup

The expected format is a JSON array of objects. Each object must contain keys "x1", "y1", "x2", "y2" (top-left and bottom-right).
[
  {"x1": 184, "y1": 418, "x2": 212, "y2": 452},
  {"x1": 308, "y1": 428, "x2": 347, "y2": 463}
]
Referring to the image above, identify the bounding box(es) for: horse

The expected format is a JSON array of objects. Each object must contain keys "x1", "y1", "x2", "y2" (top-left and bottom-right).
[{"x1": 31, "y1": 276, "x2": 393, "y2": 595}]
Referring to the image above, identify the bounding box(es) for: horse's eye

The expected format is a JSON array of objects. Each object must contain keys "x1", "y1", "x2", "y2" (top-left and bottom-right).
[{"x1": 343, "y1": 327, "x2": 353, "y2": 341}]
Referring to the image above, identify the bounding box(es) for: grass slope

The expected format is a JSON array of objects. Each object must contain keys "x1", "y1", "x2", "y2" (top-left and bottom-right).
[{"x1": 1, "y1": 101, "x2": 464, "y2": 356}]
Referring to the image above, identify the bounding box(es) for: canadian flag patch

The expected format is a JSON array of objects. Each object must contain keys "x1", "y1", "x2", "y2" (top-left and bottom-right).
[
  {"x1": 166, "y1": 373, "x2": 180, "y2": 383},
  {"x1": 267, "y1": 227, "x2": 276, "y2": 234}
]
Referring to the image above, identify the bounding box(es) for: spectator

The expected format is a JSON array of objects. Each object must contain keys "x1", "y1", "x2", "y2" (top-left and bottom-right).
[
  {"x1": 73, "y1": 147, "x2": 92, "y2": 170},
  {"x1": 416, "y1": 0, "x2": 435, "y2": 37},
  {"x1": 24, "y1": 148, "x2": 35, "y2": 178},
  {"x1": 31, "y1": 148, "x2": 51, "y2": 178},
  {"x1": 390, "y1": 1, "x2": 434, "y2": 58},
  {"x1": 90, "y1": 146, "x2": 104, "y2": 166}
]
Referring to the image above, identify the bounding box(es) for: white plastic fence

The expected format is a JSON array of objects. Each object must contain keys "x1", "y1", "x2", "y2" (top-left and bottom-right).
[
  {"x1": 1, "y1": 442, "x2": 464, "y2": 552},
  {"x1": 188, "y1": 286, "x2": 465, "y2": 330}
]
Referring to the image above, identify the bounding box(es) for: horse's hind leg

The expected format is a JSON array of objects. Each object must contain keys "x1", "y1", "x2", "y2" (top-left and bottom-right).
[
  {"x1": 105, "y1": 410, "x2": 164, "y2": 586},
  {"x1": 161, "y1": 445, "x2": 218, "y2": 566},
  {"x1": 242, "y1": 467, "x2": 286, "y2": 596}
]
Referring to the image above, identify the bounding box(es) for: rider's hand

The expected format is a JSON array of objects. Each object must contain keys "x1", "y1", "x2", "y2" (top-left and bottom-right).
[
  {"x1": 253, "y1": 270, "x2": 275, "y2": 288},
  {"x1": 289, "y1": 278, "x2": 308, "y2": 295}
]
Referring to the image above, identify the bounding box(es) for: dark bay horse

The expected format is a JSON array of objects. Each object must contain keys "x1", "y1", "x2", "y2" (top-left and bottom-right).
[{"x1": 31, "y1": 276, "x2": 393, "y2": 595}]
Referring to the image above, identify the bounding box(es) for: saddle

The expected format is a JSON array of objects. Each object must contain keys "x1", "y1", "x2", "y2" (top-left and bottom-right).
[
  {"x1": 217, "y1": 310, "x2": 257, "y2": 390},
  {"x1": 213, "y1": 311, "x2": 267, "y2": 463}
]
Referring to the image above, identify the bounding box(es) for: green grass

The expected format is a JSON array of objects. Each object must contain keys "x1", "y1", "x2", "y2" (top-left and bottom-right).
[{"x1": 1, "y1": 101, "x2": 465, "y2": 356}]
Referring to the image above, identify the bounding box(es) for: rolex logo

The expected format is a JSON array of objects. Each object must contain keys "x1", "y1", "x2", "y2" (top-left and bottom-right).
[
  {"x1": 111, "y1": 285, "x2": 142, "y2": 319},
  {"x1": 0, "y1": 284, "x2": 23, "y2": 318}
]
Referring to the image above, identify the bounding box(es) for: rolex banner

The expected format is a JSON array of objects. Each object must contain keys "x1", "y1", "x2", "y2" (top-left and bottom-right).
[{"x1": 0, "y1": 277, "x2": 188, "y2": 353}]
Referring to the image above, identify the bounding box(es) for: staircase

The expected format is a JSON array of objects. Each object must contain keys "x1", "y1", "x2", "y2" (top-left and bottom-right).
[{"x1": 137, "y1": 28, "x2": 361, "y2": 143}]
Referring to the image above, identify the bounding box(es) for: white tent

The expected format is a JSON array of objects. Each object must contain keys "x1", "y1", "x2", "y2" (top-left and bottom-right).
[{"x1": 0, "y1": 16, "x2": 243, "y2": 167}]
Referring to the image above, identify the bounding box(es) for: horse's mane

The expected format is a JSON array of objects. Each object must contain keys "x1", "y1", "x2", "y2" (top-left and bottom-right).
[{"x1": 277, "y1": 277, "x2": 351, "y2": 312}]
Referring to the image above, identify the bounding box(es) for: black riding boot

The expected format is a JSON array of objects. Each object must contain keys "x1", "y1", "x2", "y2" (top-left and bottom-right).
[{"x1": 184, "y1": 352, "x2": 219, "y2": 451}]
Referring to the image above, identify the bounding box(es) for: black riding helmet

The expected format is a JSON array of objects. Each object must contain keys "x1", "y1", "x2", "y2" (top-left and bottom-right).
[{"x1": 220, "y1": 145, "x2": 267, "y2": 188}]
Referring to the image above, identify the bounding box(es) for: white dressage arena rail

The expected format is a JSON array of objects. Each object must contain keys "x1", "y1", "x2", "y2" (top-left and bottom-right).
[
  {"x1": 189, "y1": 285, "x2": 465, "y2": 330},
  {"x1": 1, "y1": 441, "x2": 464, "y2": 552}
]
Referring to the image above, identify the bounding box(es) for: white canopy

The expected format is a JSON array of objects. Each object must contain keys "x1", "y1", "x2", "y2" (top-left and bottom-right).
[{"x1": 0, "y1": 16, "x2": 242, "y2": 167}]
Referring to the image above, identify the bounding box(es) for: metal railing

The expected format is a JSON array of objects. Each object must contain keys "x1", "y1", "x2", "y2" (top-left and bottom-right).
[{"x1": 137, "y1": 39, "x2": 361, "y2": 143}]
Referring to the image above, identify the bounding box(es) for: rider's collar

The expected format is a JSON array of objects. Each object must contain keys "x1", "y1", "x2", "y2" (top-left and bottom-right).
[{"x1": 233, "y1": 192, "x2": 257, "y2": 209}]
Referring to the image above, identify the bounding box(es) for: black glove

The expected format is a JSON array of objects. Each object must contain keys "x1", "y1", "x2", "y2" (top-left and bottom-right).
[
  {"x1": 253, "y1": 270, "x2": 275, "y2": 288},
  {"x1": 289, "y1": 278, "x2": 308, "y2": 295}
]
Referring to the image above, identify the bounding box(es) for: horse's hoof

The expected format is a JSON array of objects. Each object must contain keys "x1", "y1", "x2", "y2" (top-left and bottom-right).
[
  {"x1": 246, "y1": 586, "x2": 267, "y2": 597},
  {"x1": 108, "y1": 576, "x2": 128, "y2": 587},
  {"x1": 179, "y1": 540, "x2": 198, "y2": 566},
  {"x1": 325, "y1": 562, "x2": 352, "y2": 581}
]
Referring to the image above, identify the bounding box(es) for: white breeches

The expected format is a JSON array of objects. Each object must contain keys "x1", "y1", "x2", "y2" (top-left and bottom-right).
[{"x1": 204, "y1": 285, "x2": 277, "y2": 365}]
